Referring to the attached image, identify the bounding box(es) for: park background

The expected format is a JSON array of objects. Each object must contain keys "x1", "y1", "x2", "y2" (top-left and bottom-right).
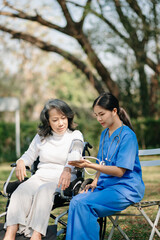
[
  {"x1": 0, "y1": 1, "x2": 160, "y2": 239},
  {"x1": 0, "y1": 0, "x2": 160, "y2": 162}
]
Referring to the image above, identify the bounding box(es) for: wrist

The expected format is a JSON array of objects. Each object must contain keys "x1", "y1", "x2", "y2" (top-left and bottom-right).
[
  {"x1": 85, "y1": 162, "x2": 94, "y2": 168},
  {"x1": 16, "y1": 159, "x2": 24, "y2": 164},
  {"x1": 64, "y1": 167, "x2": 71, "y2": 173}
]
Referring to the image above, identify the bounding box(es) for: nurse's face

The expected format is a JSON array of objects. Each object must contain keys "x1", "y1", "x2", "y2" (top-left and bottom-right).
[
  {"x1": 94, "y1": 105, "x2": 116, "y2": 129},
  {"x1": 48, "y1": 108, "x2": 68, "y2": 135}
]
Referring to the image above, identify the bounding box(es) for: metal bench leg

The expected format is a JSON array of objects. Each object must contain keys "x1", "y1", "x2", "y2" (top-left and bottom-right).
[
  {"x1": 107, "y1": 216, "x2": 118, "y2": 240},
  {"x1": 108, "y1": 216, "x2": 130, "y2": 240},
  {"x1": 149, "y1": 206, "x2": 160, "y2": 240},
  {"x1": 138, "y1": 207, "x2": 160, "y2": 239}
]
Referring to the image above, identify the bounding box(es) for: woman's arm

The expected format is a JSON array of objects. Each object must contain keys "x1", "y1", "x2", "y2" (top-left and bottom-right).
[
  {"x1": 18, "y1": 134, "x2": 40, "y2": 167},
  {"x1": 15, "y1": 134, "x2": 40, "y2": 181},
  {"x1": 58, "y1": 167, "x2": 71, "y2": 190},
  {"x1": 16, "y1": 159, "x2": 27, "y2": 181},
  {"x1": 58, "y1": 131, "x2": 84, "y2": 190}
]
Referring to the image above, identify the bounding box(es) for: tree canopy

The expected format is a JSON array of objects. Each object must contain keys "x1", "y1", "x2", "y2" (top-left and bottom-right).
[{"x1": 0, "y1": 0, "x2": 160, "y2": 117}]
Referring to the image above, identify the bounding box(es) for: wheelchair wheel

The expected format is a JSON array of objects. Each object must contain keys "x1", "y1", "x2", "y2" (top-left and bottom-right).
[{"x1": 78, "y1": 178, "x2": 93, "y2": 193}]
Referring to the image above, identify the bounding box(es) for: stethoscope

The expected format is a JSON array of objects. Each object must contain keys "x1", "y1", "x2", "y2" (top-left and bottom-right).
[
  {"x1": 83, "y1": 122, "x2": 123, "y2": 175},
  {"x1": 101, "y1": 122, "x2": 123, "y2": 165}
]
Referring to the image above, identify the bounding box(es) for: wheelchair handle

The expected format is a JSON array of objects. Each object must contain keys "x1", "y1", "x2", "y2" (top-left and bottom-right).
[
  {"x1": 3, "y1": 163, "x2": 30, "y2": 196},
  {"x1": 11, "y1": 163, "x2": 30, "y2": 170},
  {"x1": 3, "y1": 167, "x2": 16, "y2": 196},
  {"x1": 82, "y1": 142, "x2": 93, "y2": 156}
]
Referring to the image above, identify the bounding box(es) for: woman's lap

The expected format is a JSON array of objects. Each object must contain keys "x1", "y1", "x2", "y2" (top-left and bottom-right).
[{"x1": 70, "y1": 186, "x2": 132, "y2": 217}]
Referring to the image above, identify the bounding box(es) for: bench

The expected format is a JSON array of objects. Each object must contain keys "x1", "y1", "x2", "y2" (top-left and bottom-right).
[{"x1": 102, "y1": 148, "x2": 160, "y2": 240}]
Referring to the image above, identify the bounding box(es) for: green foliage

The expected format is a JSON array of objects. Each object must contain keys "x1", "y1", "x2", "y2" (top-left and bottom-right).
[
  {"x1": 0, "y1": 116, "x2": 160, "y2": 163},
  {"x1": 0, "y1": 121, "x2": 38, "y2": 163},
  {"x1": 20, "y1": 122, "x2": 39, "y2": 152},
  {"x1": 48, "y1": 64, "x2": 97, "y2": 109},
  {"x1": 133, "y1": 118, "x2": 160, "y2": 149},
  {"x1": 74, "y1": 109, "x2": 102, "y2": 155},
  {"x1": 0, "y1": 122, "x2": 17, "y2": 163}
]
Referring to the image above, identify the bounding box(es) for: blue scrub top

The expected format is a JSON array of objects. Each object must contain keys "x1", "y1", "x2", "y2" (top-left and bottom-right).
[{"x1": 97, "y1": 125, "x2": 145, "y2": 203}]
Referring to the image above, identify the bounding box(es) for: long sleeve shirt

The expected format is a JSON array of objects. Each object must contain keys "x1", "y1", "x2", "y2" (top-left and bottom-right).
[{"x1": 18, "y1": 129, "x2": 83, "y2": 180}]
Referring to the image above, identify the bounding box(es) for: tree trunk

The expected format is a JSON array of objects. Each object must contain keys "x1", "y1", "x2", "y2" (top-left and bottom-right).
[
  {"x1": 150, "y1": 70, "x2": 160, "y2": 116},
  {"x1": 138, "y1": 65, "x2": 149, "y2": 117}
]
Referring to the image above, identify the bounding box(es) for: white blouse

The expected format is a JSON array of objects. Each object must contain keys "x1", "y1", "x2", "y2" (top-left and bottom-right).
[{"x1": 19, "y1": 129, "x2": 83, "y2": 180}]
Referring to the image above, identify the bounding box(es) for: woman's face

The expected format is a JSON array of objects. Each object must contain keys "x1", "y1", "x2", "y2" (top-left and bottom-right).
[
  {"x1": 48, "y1": 108, "x2": 68, "y2": 134},
  {"x1": 94, "y1": 105, "x2": 116, "y2": 129}
]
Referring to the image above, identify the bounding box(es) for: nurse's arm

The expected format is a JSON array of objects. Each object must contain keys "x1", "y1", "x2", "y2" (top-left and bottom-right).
[
  {"x1": 68, "y1": 160, "x2": 126, "y2": 178},
  {"x1": 88, "y1": 163, "x2": 126, "y2": 177},
  {"x1": 93, "y1": 171, "x2": 101, "y2": 184}
]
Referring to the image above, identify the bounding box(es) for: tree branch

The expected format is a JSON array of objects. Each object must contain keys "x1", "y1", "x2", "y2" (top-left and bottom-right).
[
  {"x1": 126, "y1": 0, "x2": 148, "y2": 25},
  {"x1": 3, "y1": 0, "x2": 24, "y2": 14},
  {"x1": 113, "y1": 0, "x2": 139, "y2": 45},
  {"x1": 67, "y1": 1, "x2": 131, "y2": 48},
  {"x1": 146, "y1": 57, "x2": 159, "y2": 73},
  {"x1": 0, "y1": 10, "x2": 69, "y2": 35},
  {"x1": 57, "y1": 0, "x2": 75, "y2": 27},
  {"x1": 125, "y1": 0, "x2": 150, "y2": 42},
  {"x1": 0, "y1": 24, "x2": 104, "y2": 93},
  {"x1": 78, "y1": 0, "x2": 92, "y2": 27},
  {"x1": 0, "y1": 2, "x2": 119, "y2": 95},
  {"x1": 66, "y1": 0, "x2": 158, "y2": 76},
  {"x1": 151, "y1": 0, "x2": 160, "y2": 62}
]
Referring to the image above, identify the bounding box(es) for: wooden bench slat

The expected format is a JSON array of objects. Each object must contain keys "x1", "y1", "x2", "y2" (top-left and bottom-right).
[
  {"x1": 105, "y1": 148, "x2": 160, "y2": 240},
  {"x1": 140, "y1": 160, "x2": 160, "y2": 167},
  {"x1": 139, "y1": 148, "x2": 160, "y2": 156}
]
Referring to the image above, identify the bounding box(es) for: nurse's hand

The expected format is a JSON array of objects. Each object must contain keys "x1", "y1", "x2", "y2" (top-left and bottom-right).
[
  {"x1": 81, "y1": 181, "x2": 97, "y2": 193},
  {"x1": 16, "y1": 159, "x2": 27, "y2": 182},
  {"x1": 58, "y1": 167, "x2": 71, "y2": 190},
  {"x1": 68, "y1": 159, "x2": 92, "y2": 168}
]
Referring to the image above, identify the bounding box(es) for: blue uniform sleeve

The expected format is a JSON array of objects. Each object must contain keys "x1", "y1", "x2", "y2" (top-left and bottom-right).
[{"x1": 115, "y1": 132, "x2": 138, "y2": 171}]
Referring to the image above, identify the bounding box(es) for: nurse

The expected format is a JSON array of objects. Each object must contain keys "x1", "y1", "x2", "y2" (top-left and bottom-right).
[{"x1": 66, "y1": 92, "x2": 145, "y2": 240}]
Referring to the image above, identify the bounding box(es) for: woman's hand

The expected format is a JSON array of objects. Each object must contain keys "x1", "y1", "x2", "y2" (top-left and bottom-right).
[
  {"x1": 58, "y1": 167, "x2": 71, "y2": 190},
  {"x1": 16, "y1": 159, "x2": 27, "y2": 182},
  {"x1": 68, "y1": 159, "x2": 92, "y2": 168}
]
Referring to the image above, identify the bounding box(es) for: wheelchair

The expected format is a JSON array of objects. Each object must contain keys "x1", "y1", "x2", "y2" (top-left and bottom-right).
[{"x1": 0, "y1": 142, "x2": 106, "y2": 240}]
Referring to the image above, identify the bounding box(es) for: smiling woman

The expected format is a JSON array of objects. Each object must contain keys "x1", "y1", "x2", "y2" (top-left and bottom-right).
[{"x1": 3, "y1": 99, "x2": 83, "y2": 240}]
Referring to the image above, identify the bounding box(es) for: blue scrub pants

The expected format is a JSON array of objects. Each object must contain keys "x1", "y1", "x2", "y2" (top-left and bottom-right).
[{"x1": 66, "y1": 187, "x2": 132, "y2": 240}]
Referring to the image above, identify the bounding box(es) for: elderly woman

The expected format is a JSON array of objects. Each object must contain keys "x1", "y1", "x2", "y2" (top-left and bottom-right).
[{"x1": 3, "y1": 99, "x2": 83, "y2": 240}]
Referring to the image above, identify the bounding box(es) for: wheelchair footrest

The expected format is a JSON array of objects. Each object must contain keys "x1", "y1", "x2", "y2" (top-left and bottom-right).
[{"x1": 0, "y1": 223, "x2": 57, "y2": 240}]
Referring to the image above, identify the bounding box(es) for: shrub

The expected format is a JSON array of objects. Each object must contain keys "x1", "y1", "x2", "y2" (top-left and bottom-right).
[{"x1": 0, "y1": 117, "x2": 160, "y2": 163}]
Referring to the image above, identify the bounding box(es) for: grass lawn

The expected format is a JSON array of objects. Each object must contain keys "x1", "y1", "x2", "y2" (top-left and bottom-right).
[{"x1": 0, "y1": 163, "x2": 160, "y2": 240}]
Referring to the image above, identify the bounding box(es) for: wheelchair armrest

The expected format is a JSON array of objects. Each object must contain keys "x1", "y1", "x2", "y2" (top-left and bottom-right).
[
  {"x1": 10, "y1": 163, "x2": 30, "y2": 171},
  {"x1": 10, "y1": 163, "x2": 17, "y2": 168},
  {"x1": 4, "y1": 178, "x2": 28, "y2": 196},
  {"x1": 3, "y1": 163, "x2": 30, "y2": 196}
]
